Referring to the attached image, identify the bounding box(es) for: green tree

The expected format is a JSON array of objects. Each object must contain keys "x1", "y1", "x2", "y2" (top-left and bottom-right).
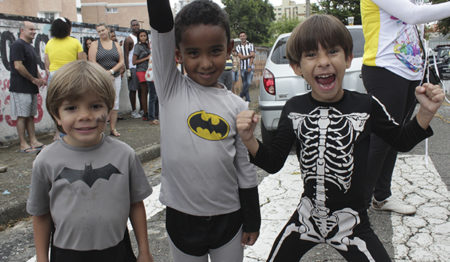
[
  {"x1": 222, "y1": 0, "x2": 274, "y2": 45},
  {"x1": 265, "y1": 17, "x2": 303, "y2": 46},
  {"x1": 311, "y1": 0, "x2": 361, "y2": 25},
  {"x1": 431, "y1": 0, "x2": 450, "y2": 35}
]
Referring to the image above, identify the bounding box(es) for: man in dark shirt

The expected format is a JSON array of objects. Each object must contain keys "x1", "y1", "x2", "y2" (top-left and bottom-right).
[
  {"x1": 123, "y1": 19, "x2": 142, "y2": 118},
  {"x1": 9, "y1": 21, "x2": 46, "y2": 153}
]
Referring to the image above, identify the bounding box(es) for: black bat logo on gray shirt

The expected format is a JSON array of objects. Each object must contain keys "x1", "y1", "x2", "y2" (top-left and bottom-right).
[{"x1": 55, "y1": 163, "x2": 121, "y2": 187}]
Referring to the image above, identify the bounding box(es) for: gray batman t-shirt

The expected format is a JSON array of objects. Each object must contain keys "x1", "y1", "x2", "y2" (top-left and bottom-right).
[
  {"x1": 26, "y1": 135, "x2": 152, "y2": 251},
  {"x1": 151, "y1": 28, "x2": 257, "y2": 216}
]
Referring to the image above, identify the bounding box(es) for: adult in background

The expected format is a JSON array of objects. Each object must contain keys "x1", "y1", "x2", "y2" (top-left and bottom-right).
[
  {"x1": 218, "y1": 53, "x2": 233, "y2": 91},
  {"x1": 362, "y1": 0, "x2": 450, "y2": 215},
  {"x1": 124, "y1": 19, "x2": 142, "y2": 118},
  {"x1": 45, "y1": 17, "x2": 85, "y2": 140},
  {"x1": 231, "y1": 48, "x2": 240, "y2": 94},
  {"x1": 83, "y1": 36, "x2": 94, "y2": 56},
  {"x1": 45, "y1": 17, "x2": 84, "y2": 83},
  {"x1": 89, "y1": 23, "x2": 124, "y2": 137},
  {"x1": 236, "y1": 31, "x2": 255, "y2": 102},
  {"x1": 9, "y1": 21, "x2": 46, "y2": 153},
  {"x1": 110, "y1": 27, "x2": 125, "y2": 77}
]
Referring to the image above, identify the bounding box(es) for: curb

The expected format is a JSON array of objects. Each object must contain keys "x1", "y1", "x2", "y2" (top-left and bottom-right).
[
  {"x1": 136, "y1": 144, "x2": 161, "y2": 164},
  {"x1": 0, "y1": 144, "x2": 161, "y2": 228}
]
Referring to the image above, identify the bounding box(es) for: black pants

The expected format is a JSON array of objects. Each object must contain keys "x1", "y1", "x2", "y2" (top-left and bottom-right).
[
  {"x1": 361, "y1": 65, "x2": 418, "y2": 205},
  {"x1": 267, "y1": 207, "x2": 391, "y2": 262},
  {"x1": 166, "y1": 207, "x2": 242, "y2": 256},
  {"x1": 50, "y1": 230, "x2": 136, "y2": 262}
]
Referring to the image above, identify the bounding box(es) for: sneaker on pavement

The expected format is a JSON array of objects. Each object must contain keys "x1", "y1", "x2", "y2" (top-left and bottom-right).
[
  {"x1": 131, "y1": 110, "x2": 141, "y2": 119},
  {"x1": 372, "y1": 196, "x2": 416, "y2": 215}
]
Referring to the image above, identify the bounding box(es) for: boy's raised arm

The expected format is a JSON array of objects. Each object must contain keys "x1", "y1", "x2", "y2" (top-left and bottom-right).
[
  {"x1": 147, "y1": 0, "x2": 173, "y2": 33},
  {"x1": 415, "y1": 83, "x2": 445, "y2": 130}
]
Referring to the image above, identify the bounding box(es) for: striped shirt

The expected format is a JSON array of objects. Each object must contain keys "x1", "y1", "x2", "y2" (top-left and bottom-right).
[
  {"x1": 236, "y1": 42, "x2": 254, "y2": 70},
  {"x1": 224, "y1": 58, "x2": 233, "y2": 71}
]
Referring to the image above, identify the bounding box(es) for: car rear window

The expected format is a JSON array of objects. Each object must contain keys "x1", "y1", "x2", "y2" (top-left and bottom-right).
[
  {"x1": 270, "y1": 36, "x2": 289, "y2": 64},
  {"x1": 270, "y1": 28, "x2": 365, "y2": 65}
]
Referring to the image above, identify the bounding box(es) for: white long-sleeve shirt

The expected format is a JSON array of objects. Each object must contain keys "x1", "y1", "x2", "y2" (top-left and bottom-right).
[{"x1": 362, "y1": 0, "x2": 450, "y2": 80}]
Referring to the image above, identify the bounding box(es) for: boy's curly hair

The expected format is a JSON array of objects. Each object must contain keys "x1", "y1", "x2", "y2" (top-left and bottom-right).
[{"x1": 174, "y1": 0, "x2": 230, "y2": 49}]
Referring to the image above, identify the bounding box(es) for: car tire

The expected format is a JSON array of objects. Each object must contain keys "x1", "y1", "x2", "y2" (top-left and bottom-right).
[{"x1": 261, "y1": 120, "x2": 276, "y2": 145}]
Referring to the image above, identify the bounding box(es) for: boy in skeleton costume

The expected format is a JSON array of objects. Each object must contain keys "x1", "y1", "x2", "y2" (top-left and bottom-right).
[{"x1": 237, "y1": 15, "x2": 444, "y2": 262}]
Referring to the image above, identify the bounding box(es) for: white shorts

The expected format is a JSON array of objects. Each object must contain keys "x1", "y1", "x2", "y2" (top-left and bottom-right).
[
  {"x1": 10, "y1": 92, "x2": 38, "y2": 118},
  {"x1": 113, "y1": 76, "x2": 121, "y2": 110}
]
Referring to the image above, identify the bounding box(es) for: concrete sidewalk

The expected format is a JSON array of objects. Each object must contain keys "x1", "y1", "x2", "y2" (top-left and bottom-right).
[{"x1": 0, "y1": 114, "x2": 161, "y2": 227}]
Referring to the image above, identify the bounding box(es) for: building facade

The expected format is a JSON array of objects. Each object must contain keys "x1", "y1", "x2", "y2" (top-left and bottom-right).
[
  {"x1": 273, "y1": 0, "x2": 307, "y2": 21},
  {"x1": 80, "y1": 0, "x2": 151, "y2": 29},
  {"x1": 172, "y1": 0, "x2": 195, "y2": 14},
  {"x1": 0, "y1": 0, "x2": 78, "y2": 21}
]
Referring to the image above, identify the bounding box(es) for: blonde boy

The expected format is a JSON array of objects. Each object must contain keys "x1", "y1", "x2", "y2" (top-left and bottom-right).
[{"x1": 27, "y1": 60, "x2": 154, "y2": 262}]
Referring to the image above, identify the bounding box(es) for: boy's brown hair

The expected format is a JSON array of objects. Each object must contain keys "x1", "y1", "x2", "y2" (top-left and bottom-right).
[
  {"x1": 46, "y1": 60, "x2": 115, "y2": 133},
  {"x1": 286, "y1": 14, "x2": 353, "y2": 66}
]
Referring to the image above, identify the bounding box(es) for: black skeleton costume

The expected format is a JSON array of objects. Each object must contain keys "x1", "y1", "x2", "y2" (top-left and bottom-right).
[{"x1": 251, "y1": 90, "x2": 432, "y2": 261}]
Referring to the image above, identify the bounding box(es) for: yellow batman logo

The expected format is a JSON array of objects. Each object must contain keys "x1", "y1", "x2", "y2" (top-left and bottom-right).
[{"x1": 188, "y1": 111, "x2": 229, "y2": 140}]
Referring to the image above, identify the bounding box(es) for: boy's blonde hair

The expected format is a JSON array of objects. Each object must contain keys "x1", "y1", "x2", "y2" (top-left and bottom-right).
[
  {"x1": 286, "y1": 14, "x2": 353, "y2": 66},
  {"x1": 46, "y1": 60, "x2": 115, "y2": 133}
]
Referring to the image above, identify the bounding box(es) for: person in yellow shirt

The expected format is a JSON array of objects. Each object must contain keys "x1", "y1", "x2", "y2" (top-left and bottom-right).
[
  {"x1": 44, "y1": 17, "x2": 85, "y2": 140},
  {"x1": 45, "y1": 17, "x2": 85, "y2": 80}
]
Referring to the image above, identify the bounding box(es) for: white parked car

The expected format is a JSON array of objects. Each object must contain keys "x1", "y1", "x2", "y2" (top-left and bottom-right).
[{"x1": 259, "y1": 26, "x2": 366, "y2": 143}]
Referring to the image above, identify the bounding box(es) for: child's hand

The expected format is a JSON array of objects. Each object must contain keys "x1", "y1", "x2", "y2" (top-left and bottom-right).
[
  {"x1": 237, "y1": 110, "x2": 259, "y2": 143},
  {"x1": 415, "y1": 83, "x2": 445, "y2": 129},
  {"x1": 241, "y1": 231, "x2": 259, "y2": 246},
  {"x1": 415, "y1": 83, "x2": 445, "y2": 115}
]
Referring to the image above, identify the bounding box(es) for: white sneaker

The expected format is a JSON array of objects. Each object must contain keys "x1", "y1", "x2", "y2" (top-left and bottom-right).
[
  {"x1": 139, "y1": 110, "x2": 144, "y2": 115},
  {"x1": 372, "y1": 196, "x2": 416, "y2": 215},
  {"x1": 131, "y1": 110, "x2": 141, "y2": 119}
]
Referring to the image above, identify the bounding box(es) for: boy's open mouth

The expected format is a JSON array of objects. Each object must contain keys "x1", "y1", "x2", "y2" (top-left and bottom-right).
[{"x1": 315, "y1": 74, "x2": 336, "y2": 90}]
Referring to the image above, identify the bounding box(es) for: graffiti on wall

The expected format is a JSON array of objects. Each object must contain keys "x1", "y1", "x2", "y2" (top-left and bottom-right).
[
  {"x1": 0, "y1": 22, "x2": 51, "y2": 130},
  {"x1": 0, "y1": 16, "x2": 128, "y2": 141}
]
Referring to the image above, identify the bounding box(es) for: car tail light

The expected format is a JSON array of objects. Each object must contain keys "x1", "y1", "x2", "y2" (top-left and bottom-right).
[{"x1": 263, "y1": 69, "x2": 276, "y2": 95}]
